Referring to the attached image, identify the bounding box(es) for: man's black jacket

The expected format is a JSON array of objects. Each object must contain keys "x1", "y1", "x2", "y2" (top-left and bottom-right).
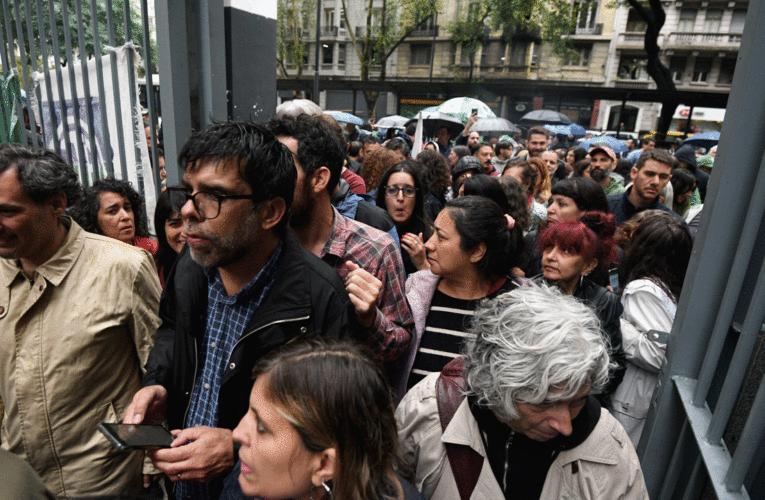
[{"x1": 142, "y1": 229, "x2": 359, "y2": 431}]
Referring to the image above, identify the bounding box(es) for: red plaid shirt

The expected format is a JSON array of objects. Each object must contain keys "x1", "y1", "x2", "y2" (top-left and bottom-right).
[{"x1": 320, "y1": 208, "x2": 414, "y2": 361}]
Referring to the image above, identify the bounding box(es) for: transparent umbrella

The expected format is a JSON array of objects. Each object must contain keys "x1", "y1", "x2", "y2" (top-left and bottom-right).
[
  {"x1": 471, "y1": 117, "x2": 520, "y2": 136},
  {"x1": 435, "y1": 97, "x2": 496, "y2": 123}
]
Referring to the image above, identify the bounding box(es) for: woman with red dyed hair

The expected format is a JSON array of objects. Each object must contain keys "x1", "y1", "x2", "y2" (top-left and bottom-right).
[{"x1": 532, "y1": 212, "x2": 626, "y2": 405}]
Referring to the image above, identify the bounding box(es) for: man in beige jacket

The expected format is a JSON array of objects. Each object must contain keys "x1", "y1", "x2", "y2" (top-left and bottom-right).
[
  {"x1": 0, "y1": 145, "x2": 161, "y2": 498},
  {"x1": 397, "y1": 286, "x2": 648, "y2": 500}
]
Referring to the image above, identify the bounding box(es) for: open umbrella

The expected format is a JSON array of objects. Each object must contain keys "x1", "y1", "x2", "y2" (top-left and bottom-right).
[
  {"x1": 324, "y1": 110, "x2": 364, "y2": 126},
  {"x1": 470, "y1": 117, "x2": 520, "y2": 136},
  {"x1": 545, "y1": 123, "x2": 587, "y2": 137},
  {"x1": 375, "y1": 115, "x2": 409, "y2": 129},
  {"x1": 519, "y1": 110, "x2": 571, "y2": 127},
  {"x1": 684, "y1": 131, "x2": 720, "y2": 150},
  {"x1": 404, "y1": 111, "x2": 464, "y2": 138},
  {"x1": 579, "y1": 135, "x2": 629, "y2": 154},
  {"x1": 435, "y1": 97, "x2": 496, "y2": 123}
]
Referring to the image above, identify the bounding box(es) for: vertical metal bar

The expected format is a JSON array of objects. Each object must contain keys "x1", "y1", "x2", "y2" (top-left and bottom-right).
[
  {"x1": 710, "y1": 250, "x2": 765, "y2": 444},
  {"x1": 139, "y1": 0, "x2": 160, "y2": 193},
  {"x1": 2, "y1": 1, "x2": 28, "y2": 146},
  {"x1": 155, "y1": 0, "x2": 192, "y2": 186},
  {"x1": 725, "y1": 373, "x2": 765, "y2": 491},
  {"x1": 657, "y1": 419, "x2": 692, "y2": 500},
  {"x1": 638, "y1": 0, "x2": 765, "y2": 494},
  {"x1": 35, "y1": 0, "x2": 60, "y2": 154},
  {"x1": 23, "y1": 0, "x2": 44, "y2": 145},
  {"x1": 122, "y1": 0, "x2": 145, "y2": 193},
  {"x1": 89, "y1": 0, "x2": 115, "y2": 177},
  {"x1": 73, "y1": 0, "x2": 98, "y2": 183},
  {"x1": 45, "y1": 0, "x2": 75, "y2": 164},
  {"x1": 700, "y1": 154, "x2": 765, "y2": 444},
  {"x1": 104, "y1": 0, "x2": 128, "y2": 180},
  {"x1": 12, "y1": 0, "x2": 40, "y2": 146},
  {"x1": 59, "y1": 0, "x2": 87, "y2": 181},
  {"x1": 0, "y1": 13, "x2": 10, "y2": 145},
  {"x1": 313, "y1": 0, "x2": 321, "y2": 103},
  {"x1": 196, "y1": 0, "x2": 226, "y2": 126},
  {"x1": 0, "y1": 10, "x2": 10, "y2": 70},
  {"x1": 680, "y1": 456, "x2": 708, "y2": 500}
]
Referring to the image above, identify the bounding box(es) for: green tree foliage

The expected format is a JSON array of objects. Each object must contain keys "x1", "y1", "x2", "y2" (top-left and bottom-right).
[
  {"x1": 449, "y1": 0, "x2": 578, "y2": 81},
  {"x1": 340, "y1": 0, "x2": 439, "y2": 119},
  {"x1": 0, "y1": 0, "x2": 157, "y2": 76},
  {"x1": 277, "y1": 0, "x2": 315, "y2": 80}
]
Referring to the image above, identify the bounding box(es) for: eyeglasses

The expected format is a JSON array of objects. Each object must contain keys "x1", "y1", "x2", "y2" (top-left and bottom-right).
[
  {"x1": 168, "y1": 187, "x2": 258, "y2": 220},
  {"x1": 385, "y1": 185, "x2": 417, "y2": 198}
]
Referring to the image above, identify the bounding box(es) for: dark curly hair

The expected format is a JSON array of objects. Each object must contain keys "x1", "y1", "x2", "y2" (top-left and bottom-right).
[
  {"x1": 0, "y1": 144, "x2": 83, "y2": 208},
  {"x1": 415, "y1": 149, "x2": 451, "y2": 202},
  {"x1": 71, "y1": 178, "x2": 149, "y2": 237},
  {"x1": 497, "y1": 176, "x2": 531, "y2": 231},
  {"x1": 446, "y1": 196, "x2": 525, "y2": 280}
]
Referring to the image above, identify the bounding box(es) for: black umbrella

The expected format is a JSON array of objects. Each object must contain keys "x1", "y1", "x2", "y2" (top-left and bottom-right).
[{"x1": 518, "y1": 110, "x2": 572, "y2": 127}]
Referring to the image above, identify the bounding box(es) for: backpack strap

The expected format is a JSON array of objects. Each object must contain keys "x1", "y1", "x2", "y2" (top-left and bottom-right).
[{"x1": 436, "y1": 357, "x2": 484, "y2": 500}]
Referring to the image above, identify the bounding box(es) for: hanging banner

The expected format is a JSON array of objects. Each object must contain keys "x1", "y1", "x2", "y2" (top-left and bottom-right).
[{"x1": 33, "y1": 45, "x2": 157, "y2": 229}]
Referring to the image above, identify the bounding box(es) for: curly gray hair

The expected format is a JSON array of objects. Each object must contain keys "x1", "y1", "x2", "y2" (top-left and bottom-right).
[{"x1": 463, "y1": 285, "x2": 612, "y2": 422}]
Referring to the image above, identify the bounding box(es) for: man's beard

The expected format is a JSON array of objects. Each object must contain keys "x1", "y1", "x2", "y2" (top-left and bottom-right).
[
  {"x1": 590, "y1": 168, "x2": 610, "y2": 183},
  {"x1": 184, "y1": 211, "x2": 259, "y2": 269}
]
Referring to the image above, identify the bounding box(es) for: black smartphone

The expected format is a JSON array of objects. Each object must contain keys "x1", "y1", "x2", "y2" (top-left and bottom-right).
[
  {"x1": 98, "y1": 423, "x2": 173, "y2": 451},
  {"x1": 609, "y1": 268, "x2": 620, "y2": 291},
  {"x1": 471, "y1": 108, "x2": 478, "y2": 115}
]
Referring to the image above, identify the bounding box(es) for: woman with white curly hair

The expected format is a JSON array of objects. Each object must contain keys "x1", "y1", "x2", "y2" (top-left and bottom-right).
[{"x1": 396, "y1": 285, "x2": 648, "y2": 500}]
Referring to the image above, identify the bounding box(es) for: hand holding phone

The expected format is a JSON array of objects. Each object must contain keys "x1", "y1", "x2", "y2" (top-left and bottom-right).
[{"x1": 98, "y1": 423, "x2": 174, "y2": 451}]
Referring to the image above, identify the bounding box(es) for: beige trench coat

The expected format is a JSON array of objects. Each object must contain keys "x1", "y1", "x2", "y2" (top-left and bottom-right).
[{"x1": 0, "y1": 219, "x2": 161, "y2": 498}]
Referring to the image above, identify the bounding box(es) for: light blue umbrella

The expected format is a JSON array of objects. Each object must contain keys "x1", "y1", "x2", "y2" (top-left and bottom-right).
[
  {"x1": 544, "y1": 123, "x2": 587, "y2": 137},
  {"x1": 324, "y1": 110, "x2": 364, "y2": 126},
  {"x1": 580, "y1": 135, "x2": 629, "y2": 154},
  {"x1": 543, "y1": 124, "x2": 569, "y2": 135},
  {"x1": 684, "y1": 131, "x2": 720, "y2": 149},
  {"x1": 567, "y1": 124, "x2": 587, "y2": 137}
]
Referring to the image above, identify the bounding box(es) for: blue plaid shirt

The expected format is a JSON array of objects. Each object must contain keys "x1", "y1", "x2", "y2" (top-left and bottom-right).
[{"x1": 176, "y1": 241, "x2": 282, "y2": 500}]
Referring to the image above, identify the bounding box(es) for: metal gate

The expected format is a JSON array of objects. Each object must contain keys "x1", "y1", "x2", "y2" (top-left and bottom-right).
[
  {"x1": 0, "y1": 0, "x2": 162, "y2": 196},
  {"x1": 637, "y1": 0, "x2": 765, "y2": 497}
]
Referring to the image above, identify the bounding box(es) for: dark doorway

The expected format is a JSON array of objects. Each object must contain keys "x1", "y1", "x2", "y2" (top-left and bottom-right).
[{"x1": 608, "y1": 104, "x2": 639, "y2": 131}]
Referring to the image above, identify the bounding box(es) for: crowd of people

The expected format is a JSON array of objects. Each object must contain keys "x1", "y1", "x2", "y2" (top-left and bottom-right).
[{"x1": 0, "y1": 101, "x2": 704, "y2": 499}]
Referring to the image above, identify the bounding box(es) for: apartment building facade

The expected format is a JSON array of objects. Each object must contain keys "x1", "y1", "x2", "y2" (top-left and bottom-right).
[{"x1": 279, "y1": 0, "x2": 743, "y2": 133}]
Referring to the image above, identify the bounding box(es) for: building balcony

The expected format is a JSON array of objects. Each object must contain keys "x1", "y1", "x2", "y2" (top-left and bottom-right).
[
  {"x1": 613, "y1": 78, "x2": 654, "y2": 89},
  {"x1": 321, "y1": 26, "x2": 339, "y2": 37},
  {"x1": 616, "y1": 32, "x2": 656, "y2": 49},
  {"x1": 666, "y1": 32, "x2": 742, "y2": 51},
  {"x1": 571, "y1": 24, "x2": 604, "y2": 37},
  {"x1": 410, "y1": 26, "x2": 439, "y2": 37}
]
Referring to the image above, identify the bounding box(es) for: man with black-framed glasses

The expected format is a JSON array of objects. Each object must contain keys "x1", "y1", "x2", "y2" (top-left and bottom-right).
[{"x1": 124, "y1": 121, "x2": 358, "y2": 499}]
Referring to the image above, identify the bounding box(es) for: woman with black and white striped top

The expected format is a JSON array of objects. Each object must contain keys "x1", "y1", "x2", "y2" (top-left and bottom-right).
[{"x1": 391, "y1": 196, "x2": 528, "y2": 402}]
